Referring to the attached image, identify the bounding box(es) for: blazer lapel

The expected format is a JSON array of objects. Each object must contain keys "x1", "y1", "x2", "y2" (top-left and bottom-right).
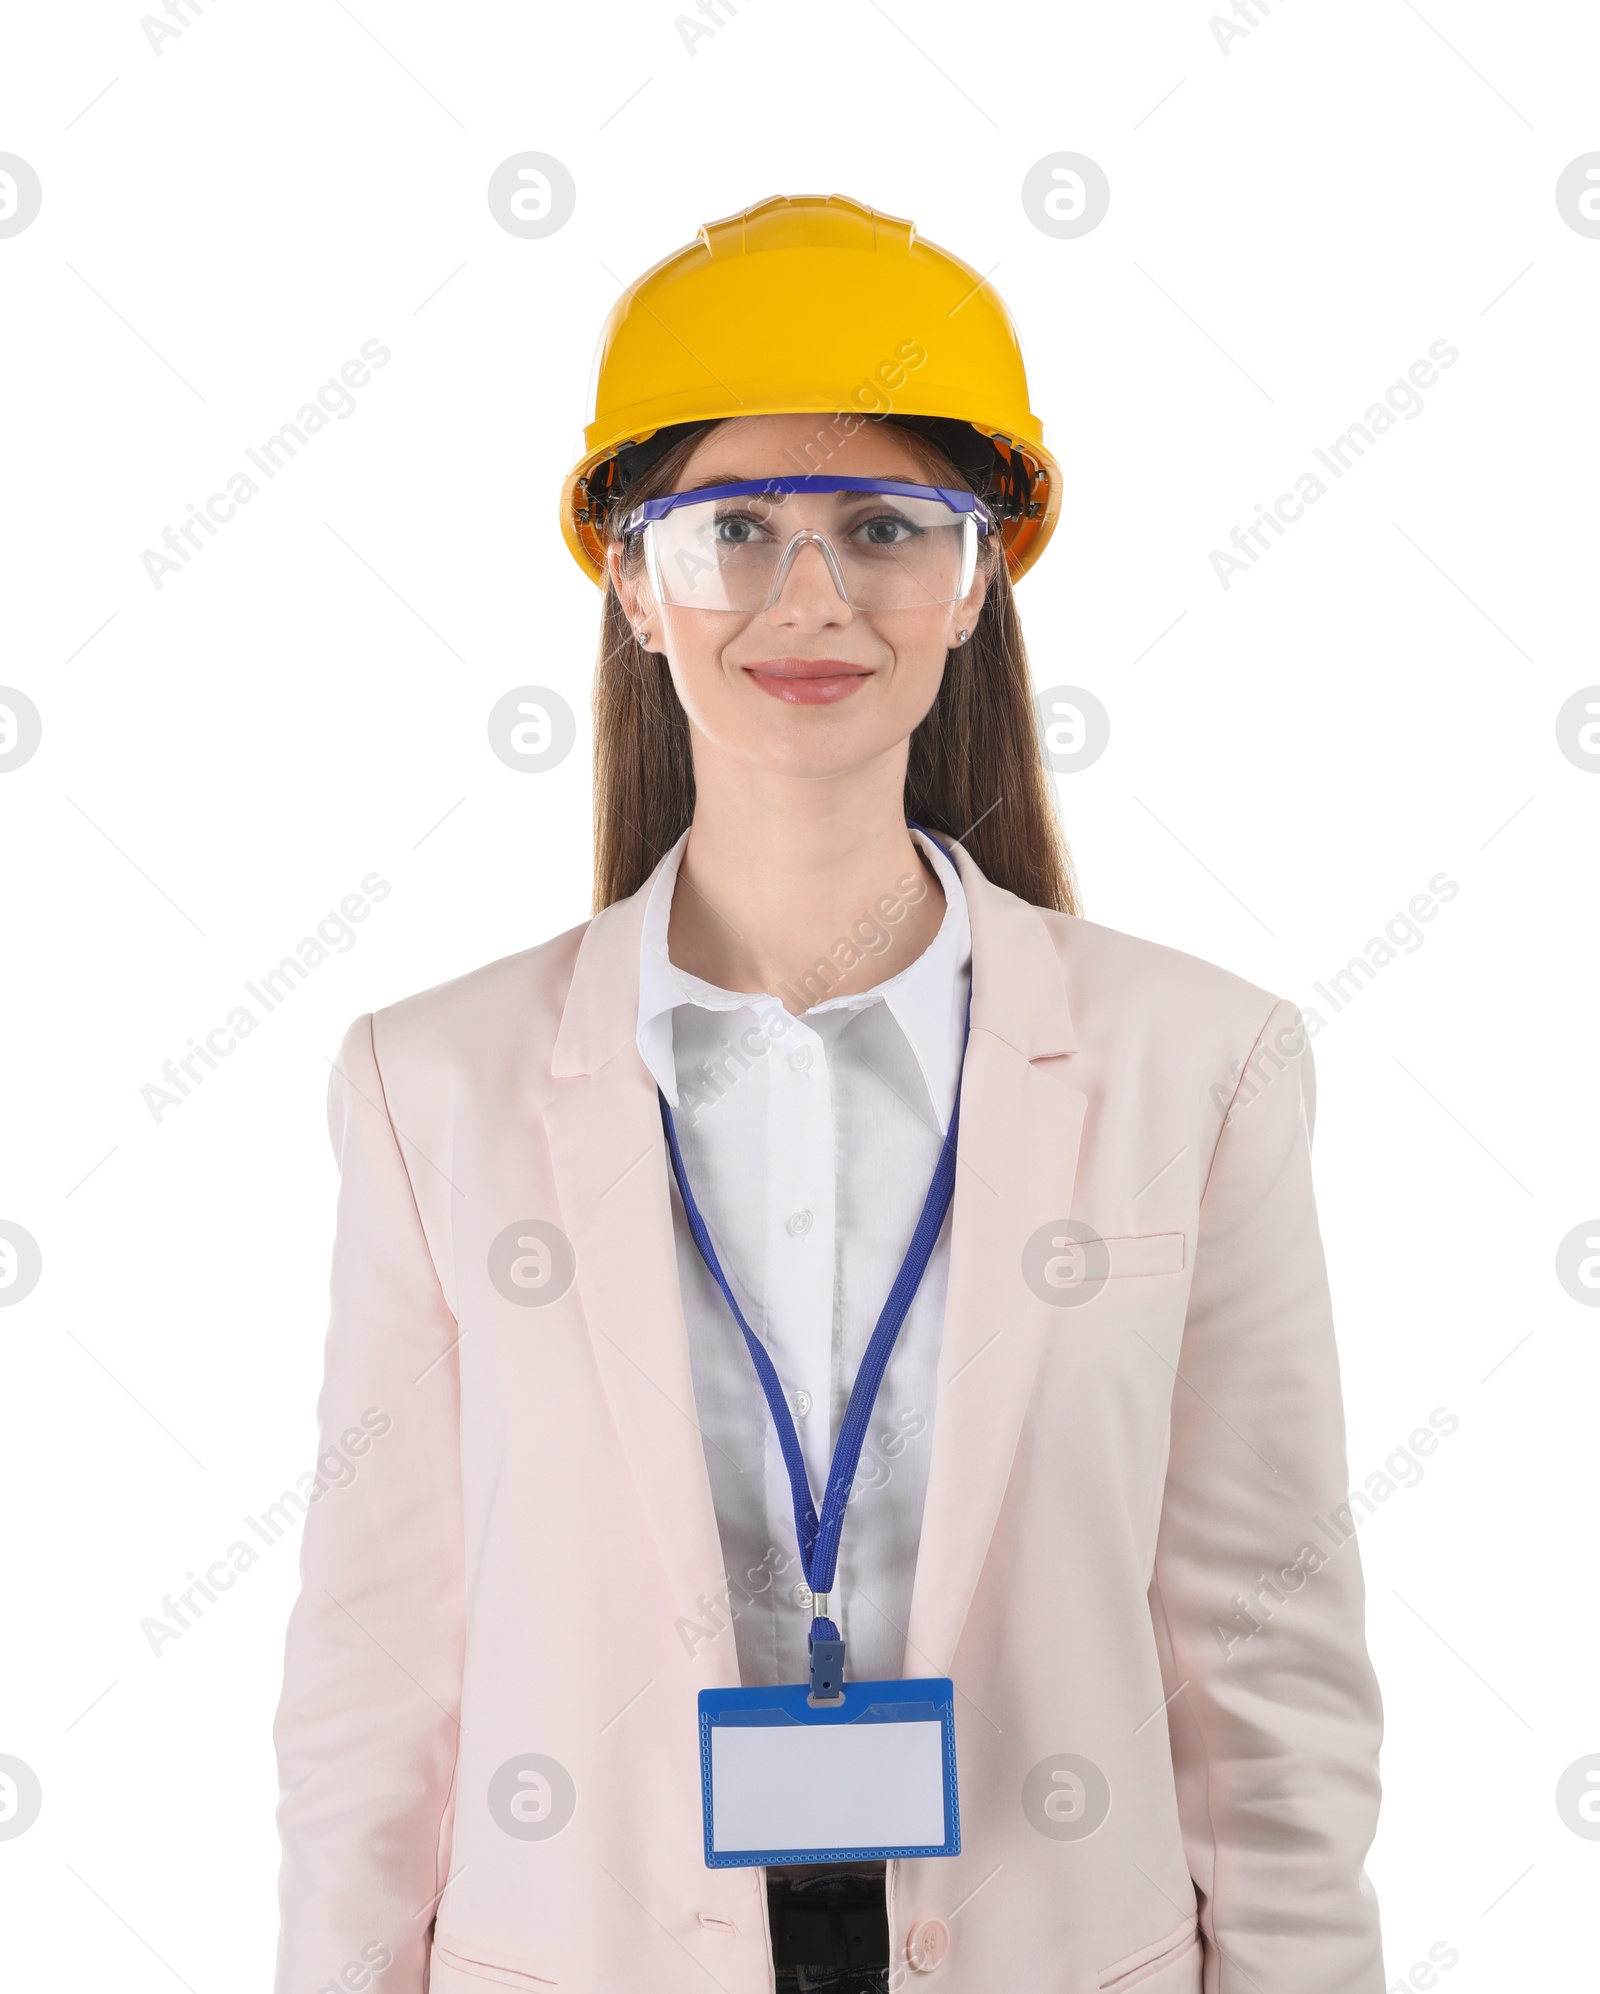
[
  {"x1": 542, "y1": 875, "x2": 733, "y2": 1680},
  {"x1": 542, "y1": 840, "x2": 1084, "y2": 1689},
  {"x1": 902, "y1": 845, "x2": 1086, "y2": 1679}
]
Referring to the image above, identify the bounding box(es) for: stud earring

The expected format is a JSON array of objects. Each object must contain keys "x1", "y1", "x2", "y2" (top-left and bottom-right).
[{"x1": 955, "y1": 628, "x2": 969, "y2": 645}]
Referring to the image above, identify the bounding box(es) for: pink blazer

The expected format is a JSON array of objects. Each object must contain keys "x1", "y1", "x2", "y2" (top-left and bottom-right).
[{"x1": 273, "y1": 841, "x2": 1384, "y2": 1994}]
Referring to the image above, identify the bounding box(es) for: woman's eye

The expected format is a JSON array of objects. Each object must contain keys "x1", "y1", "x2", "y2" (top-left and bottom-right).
[
  {"x1": 709, "y1": 512, "x2": 766, "y2": 544},
  {"x1": 854, "y1": 513, "x2": 917, "y2": 546}
]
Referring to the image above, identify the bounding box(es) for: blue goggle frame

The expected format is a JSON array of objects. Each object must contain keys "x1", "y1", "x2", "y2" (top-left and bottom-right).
[{"x1": 620, "y1": 476, "x2": 994, "y2": 536}]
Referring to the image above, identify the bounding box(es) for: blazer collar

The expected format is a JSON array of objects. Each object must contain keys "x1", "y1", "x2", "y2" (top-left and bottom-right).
[
  {"x1": 550, "y1": 833, "x2": 1076, "y2": 1079},
  {"x1": 949, "y1": 838, "x2": 1076, "y2": 1061}
]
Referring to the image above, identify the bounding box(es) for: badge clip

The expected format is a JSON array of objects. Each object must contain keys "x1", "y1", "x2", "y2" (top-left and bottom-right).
[{"x1": 809, "y1": 1626, "x2": 845, "y2": 1703}]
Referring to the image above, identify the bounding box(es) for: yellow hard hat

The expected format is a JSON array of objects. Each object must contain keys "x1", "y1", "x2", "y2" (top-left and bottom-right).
[{"x1": 560, "y1": 193, "x2": 1061, "y2": 588}]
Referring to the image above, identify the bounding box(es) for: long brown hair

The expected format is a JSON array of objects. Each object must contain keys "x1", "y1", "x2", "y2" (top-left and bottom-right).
[{"x1": 590, "y1": 419, "x2": 1080, "y2": 915}]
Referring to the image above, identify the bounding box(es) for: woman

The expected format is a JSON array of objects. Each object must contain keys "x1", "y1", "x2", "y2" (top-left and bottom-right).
[{"x1": 273, "y1": 194, "x2": 1385, "y2": 1994}]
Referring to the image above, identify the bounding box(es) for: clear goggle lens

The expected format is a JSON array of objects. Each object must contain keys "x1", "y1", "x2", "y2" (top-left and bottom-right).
[{"x1": 621, "y1": 478, "x2": 989, "y2": 614}]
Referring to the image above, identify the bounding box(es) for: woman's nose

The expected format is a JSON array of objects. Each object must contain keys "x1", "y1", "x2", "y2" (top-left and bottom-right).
[{"x1": 763, "y1": 532, "x2": 853, "y2": 624}]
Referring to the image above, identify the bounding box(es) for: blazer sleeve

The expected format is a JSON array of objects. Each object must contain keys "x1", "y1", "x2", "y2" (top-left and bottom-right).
[
  {"x1": 1148, "y1": 998, "x2": 1385, "y2": 1994},
  {"x1": 272, "y1": 1012, "x2": 466, "y2": 1994}
]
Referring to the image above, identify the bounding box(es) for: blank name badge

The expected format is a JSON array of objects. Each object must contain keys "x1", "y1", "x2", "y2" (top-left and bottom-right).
[{"x1": 698, "y1": 1677, "x2": 961, "y2": 1868}]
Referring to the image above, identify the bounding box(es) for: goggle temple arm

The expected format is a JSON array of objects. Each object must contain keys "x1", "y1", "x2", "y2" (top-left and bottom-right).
[
  {"x1": 640, "y1": 519, "x2": 665, "y2": 608},
  {"x1": 957, "y1": 514, "x2": 978, "y2": 601}
]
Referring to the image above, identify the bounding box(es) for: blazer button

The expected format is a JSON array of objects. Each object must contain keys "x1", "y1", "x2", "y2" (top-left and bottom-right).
[{"x1": 906, "y1": 1917, "x2": 950, "y2": 1972}]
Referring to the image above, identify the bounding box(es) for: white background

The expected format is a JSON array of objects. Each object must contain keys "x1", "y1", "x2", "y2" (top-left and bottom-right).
[{"x1": 2, "y1": 1, "x2": 1598, "y2": 1987}]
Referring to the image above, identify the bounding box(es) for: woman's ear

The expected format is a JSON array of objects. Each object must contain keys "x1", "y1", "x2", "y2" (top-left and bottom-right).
[
  {"x1": 606, "y1": 540, "x2": 656, "y2": 649},
  {"x1": 949, "y1": 539, "x2": 997, "y2": 645}
]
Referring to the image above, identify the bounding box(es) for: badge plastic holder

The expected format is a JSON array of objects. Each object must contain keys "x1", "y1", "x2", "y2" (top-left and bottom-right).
[{"x1": 698, "y1": 1675, "x2": 961, "y2": 1868}]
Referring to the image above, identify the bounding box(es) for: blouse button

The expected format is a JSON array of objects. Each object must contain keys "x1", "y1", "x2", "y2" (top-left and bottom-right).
[
  {"x1": 790, "y1": 1388, "x2": 813, "y2": 1418},
  {"x1": 792, "y1": 1581, "x2": 814, "y2": 1610},
  {"x1": 786, "y1": 1209, "x2": 813, "y2": 1237},
  {"x1": 789, "y1": 1045, "x2": 813, "y2": 1072}
]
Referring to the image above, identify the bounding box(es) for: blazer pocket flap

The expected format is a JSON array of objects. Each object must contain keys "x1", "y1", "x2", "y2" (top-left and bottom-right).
[
  {"x1": 431, "y1": 1933, "x2": 559, "y2": 1988},
  {"x1": 1103, "y1": 1231, "x2": 1186, "y2": 1278},
  {"x1": 1098, "y1": 1916, "x2": 1200, "y2": 1990}
]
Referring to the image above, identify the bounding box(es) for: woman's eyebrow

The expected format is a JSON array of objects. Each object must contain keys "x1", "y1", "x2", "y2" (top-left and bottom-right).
[
  {"x1": 682, "y1": 474, "x2": 785, "y2": 492},
  {"x1": 680, "y1": 480, "x2": 928, "y2": 507}
]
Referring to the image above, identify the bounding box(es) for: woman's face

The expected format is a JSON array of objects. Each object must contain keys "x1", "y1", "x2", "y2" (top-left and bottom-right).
[{"x1": 607, "y1": 414, "x2": 994, "y2": 783}]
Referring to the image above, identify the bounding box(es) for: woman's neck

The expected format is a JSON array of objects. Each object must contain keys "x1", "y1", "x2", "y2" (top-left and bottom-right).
[{"x1": 667, "y1": 746, "x2": 947, "y2": 1014}]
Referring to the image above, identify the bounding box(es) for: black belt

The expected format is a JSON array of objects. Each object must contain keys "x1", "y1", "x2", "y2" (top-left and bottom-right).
[{"x1": 767, "y1": 1863, "x2": 890, "y2": 1977}]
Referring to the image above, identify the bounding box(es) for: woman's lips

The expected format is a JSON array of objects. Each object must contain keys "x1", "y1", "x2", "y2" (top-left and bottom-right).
[{"x1": 742, "y1": 658, "x2": 872, "y2": 706}]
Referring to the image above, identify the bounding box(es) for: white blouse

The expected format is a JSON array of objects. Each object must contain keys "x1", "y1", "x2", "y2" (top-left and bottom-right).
[{"x1": 636, "y1": 828, "x2": 972, "y2": 1687}]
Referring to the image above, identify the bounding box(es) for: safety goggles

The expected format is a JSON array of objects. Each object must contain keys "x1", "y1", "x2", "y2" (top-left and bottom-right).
[{"x1": 620, "y1": 476, "x2": 992, "y2": 615}]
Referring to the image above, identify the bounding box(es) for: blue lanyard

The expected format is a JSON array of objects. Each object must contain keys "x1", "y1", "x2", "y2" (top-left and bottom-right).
[{"x1": 659, "y1": 978, "x2": 970, "y2": 1696}]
